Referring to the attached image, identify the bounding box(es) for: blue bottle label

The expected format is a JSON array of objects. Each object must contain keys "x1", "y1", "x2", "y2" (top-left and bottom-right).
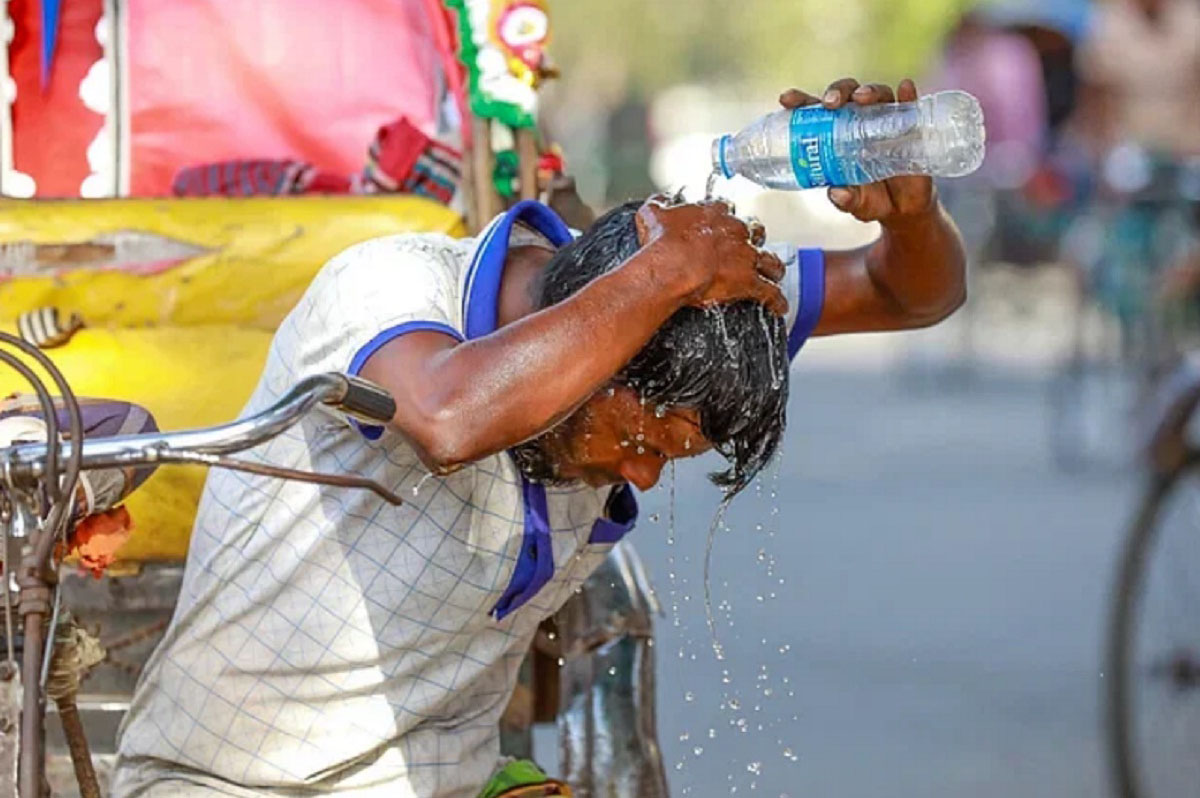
[{"x1": 788, "y1": 106, "x2": 847, "y2": 188}]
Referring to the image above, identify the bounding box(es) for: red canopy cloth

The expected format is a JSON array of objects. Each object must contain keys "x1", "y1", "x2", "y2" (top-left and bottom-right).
[{"x1": 123, "y1": 0, "x2": 464, "y2": 196}]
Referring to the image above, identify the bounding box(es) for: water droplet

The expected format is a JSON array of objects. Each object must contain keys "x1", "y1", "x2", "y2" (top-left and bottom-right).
[
  {"x1": 654, "y1": 404, "x2": 668, "y2": 418},
  {"x1": 755, "y1": 523, "x2": 764, "y2": 533},
  {"x1": 636, "y1": 445, "x2": 645, "y2": 454},
  {"x1": 546, "y1": 631, "x2": 556, "y2": 640},
  {"x1": 693, "y1": 746, "x2": 704, "y2": 756},
  {"x1": 620, "y1": 439, "x2": 630, "y2": 448},
  {"x1": 675, "y1": 762, "x2": 684, "y2": 771},
  {"x1": 557, "y1": 657, "x2": 565, "y2": 667},
  {"x1": 680, "y1": 731, "x2": 690, "y2": 742},
  {"x1": 607, "y1": 666, "x2": 617, "y2": 676},
  {"x1": 708, "y1": 728, "x2": 717, "y2": 738},
  {"x1": 635, "y1": 432, "x2": 645, "y2": 441},
  {"x1": 728, "y1": 698, "x2": 741, "y2": 710},
  {"x1": 783, "y1": 747, "x2": 798, "y2": 762},
  {"x1": 649, "y1": 513, "x2": 660, "y2": 523},
  {"x1": 747, "y1": 761, "x2": 762, "y2": 775},
  {"x1": 778, "y1": 644, "x2": 791, "y2": 654},
  {"x1": 684, "y1": 691, "x2": 695, "y2": 702},
  {"x1": 706, "y1": 170, "x2": 720, "y2": 200}
]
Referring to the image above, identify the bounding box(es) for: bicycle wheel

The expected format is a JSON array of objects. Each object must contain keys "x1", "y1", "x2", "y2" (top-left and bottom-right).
[{"x1": 1108, "y1": 468, "x2": 1200, "y2": 798}]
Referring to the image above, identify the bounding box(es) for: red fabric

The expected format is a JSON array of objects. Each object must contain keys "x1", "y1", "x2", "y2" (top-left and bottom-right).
[
  {"x1": 8, "y1": 0, "x2": 104, "y2": 197},
  {"x1": 126, "y1": 0, "x2": 455, "y2": 196},
  {"x1": 373, "y1": 117, "x2": 434, "y2": 183}
]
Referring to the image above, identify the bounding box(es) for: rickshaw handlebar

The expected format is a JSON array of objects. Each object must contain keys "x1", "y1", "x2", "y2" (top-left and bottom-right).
[{"x1": 0, "y1": 372, "x2": 396, "y2": 483}]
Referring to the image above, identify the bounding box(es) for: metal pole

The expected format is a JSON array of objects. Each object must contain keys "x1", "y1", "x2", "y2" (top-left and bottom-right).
[
  {"x1": 471, "y1": 118, "x2": 499, "y2": 224},
  {"x1": 516, "y1": 128, "x2": 538, "y2": 201}
]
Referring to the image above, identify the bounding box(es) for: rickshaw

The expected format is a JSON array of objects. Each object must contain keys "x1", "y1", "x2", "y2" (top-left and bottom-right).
[{"x1": 0, "y1": 2, "x2": 666, "y2": 795}]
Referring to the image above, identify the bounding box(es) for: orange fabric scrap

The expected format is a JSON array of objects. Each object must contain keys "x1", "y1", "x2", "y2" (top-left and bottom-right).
[{"x1": 68, "y1": 505, "x2": 133, "y2": 577}]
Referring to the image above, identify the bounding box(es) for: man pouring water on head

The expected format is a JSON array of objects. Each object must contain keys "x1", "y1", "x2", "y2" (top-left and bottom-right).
[{"x1": 111, "y1": 77, "x2": 973, "y2": 798}]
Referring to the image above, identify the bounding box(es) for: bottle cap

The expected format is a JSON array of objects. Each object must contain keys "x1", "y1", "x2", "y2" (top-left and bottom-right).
[{"x1": 712, "y1": 135, "x2": 734, "y2": 179}]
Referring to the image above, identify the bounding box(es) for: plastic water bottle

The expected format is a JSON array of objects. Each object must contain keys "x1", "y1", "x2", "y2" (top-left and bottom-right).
[{"x1": 711, "y1": 90, "x2": 985, "y2": 191}]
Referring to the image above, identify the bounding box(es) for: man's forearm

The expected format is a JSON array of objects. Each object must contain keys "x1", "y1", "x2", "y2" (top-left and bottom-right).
[
  {"x1": 866, "y1": 200, "x2": 967, "y2": 324},
  {"x1": 364, "y1": 242, "x2": 692, "y2": 471}
]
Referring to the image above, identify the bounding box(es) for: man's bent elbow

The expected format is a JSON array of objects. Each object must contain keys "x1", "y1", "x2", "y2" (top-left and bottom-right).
[
  {"x1": 905, "y1": 284, "x2": 967, "y2": 330},
  {"x1": 403, "y1": 405, "x2": 480, "y2": 475}
]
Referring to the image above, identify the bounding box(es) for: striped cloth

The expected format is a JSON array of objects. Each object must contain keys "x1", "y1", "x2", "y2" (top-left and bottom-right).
[{"x1": 170, "y1": 117, "x2": 461, "y2": 203}]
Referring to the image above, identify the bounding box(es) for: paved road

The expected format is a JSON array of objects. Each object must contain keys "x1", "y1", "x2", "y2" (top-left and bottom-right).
[{"x1": 539, "y1": 356, "x2": 1137, "y2": 797}]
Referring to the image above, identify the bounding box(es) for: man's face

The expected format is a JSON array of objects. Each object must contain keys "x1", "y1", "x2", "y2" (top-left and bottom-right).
[{"x1": 548, "y1": 385, "x2": 713, "y2": 491}]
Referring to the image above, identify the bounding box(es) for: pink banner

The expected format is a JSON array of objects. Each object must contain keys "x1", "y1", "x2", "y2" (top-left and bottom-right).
[{"x1": 125, "y1": 0, "x2": 459, "y2": 196}]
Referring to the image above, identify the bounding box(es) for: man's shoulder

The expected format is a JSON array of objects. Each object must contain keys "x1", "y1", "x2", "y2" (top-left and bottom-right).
[
  {"x1": 307, "y1": 231, "x2": 474, "y2": 303},
  {"x1": 329, "y1": 231, "x2": 474, "y2": 274}
]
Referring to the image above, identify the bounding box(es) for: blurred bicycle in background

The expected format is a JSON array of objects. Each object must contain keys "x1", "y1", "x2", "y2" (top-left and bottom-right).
[{"x1": 1048, "y1": 146, "x2": 1200, "y2": 471}]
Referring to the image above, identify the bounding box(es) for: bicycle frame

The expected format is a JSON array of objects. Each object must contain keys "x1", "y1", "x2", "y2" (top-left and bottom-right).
[{"x1": 0, "y1": 335, "x2": 398, "y2": 798}]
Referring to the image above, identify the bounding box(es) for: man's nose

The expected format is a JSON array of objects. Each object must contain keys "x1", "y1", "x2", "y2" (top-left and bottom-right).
[{"x1": 619, "y1": 456, "x2": 665, "y2": 492}]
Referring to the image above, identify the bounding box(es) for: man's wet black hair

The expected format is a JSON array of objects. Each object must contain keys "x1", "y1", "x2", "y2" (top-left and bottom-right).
[{"x1": 530, "y1": 199, "x2": 789, "y2": 497}]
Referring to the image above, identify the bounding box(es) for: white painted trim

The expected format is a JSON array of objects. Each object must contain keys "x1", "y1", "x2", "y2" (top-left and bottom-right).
[
  {"x1": 0, "y1": 0, "x2": 15, "y2": 193},
  {"x1": 110, "y1": 0, "x2": 129, "y2": 196}
]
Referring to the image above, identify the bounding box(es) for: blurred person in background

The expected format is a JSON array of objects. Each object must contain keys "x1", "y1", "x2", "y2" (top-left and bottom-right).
[
  {"x1": 1067, "y1": 0, "x2": 1200, "y2": 339},
  {"x1": 1075, "y1": 0, "x2": 1200, "y2": 159},
  {"x1": 932, "y1": 11, "x2": 1048, "y2": 190},
  {"x1": 904, "y1": 10, "x2": 1049, "y2": 377}
]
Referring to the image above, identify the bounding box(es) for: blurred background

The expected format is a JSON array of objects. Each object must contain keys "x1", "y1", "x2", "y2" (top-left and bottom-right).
[{"x1": 535, "y1": 0, "x2": 1200, "y2": 795}]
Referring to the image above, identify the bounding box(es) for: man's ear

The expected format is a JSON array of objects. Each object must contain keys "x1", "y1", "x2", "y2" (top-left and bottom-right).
[{"x1": 544, "y1": 175, "x2": 596, "y2": 230}]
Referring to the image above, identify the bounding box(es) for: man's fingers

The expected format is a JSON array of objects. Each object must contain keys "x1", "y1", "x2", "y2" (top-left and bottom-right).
[
  {"x1": 702, "y1": 196, "x2": 737, "y2": 219},
  {"x1": 822, "y1": 78, "x2": 861, "y2": 108},
  {"x1": 829, "y1": 185, "x2": 901, "y2": 222},
  {"x1": 828, "y1": 186, "x2": 861, "y2": 213},
  {"x1": 851, "y1": 83, "x2": 896, "y2": 105},
  {"x1": 635, "y1": 198, "x2": 673, "y2": 245},
  {"x1": 756, "y1": 279, "x2": 789, "y2": 316},
  {"x1": 755, "y1": 249, "x2": 785, "y2": 283},
  {"x1": 746, "y1": 217, "x2": 767, "y2": 248},
  {"x1": 780, "y1": 88, "x2": 821, "y2": 109},
  {"x1": 897, "y1": 78, "x2": 918, "y2": 103}
]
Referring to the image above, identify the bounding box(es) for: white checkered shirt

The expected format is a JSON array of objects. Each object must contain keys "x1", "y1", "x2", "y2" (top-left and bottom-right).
[{"x1": 112, "y1": 229, "x2": 624, "y2": 798}]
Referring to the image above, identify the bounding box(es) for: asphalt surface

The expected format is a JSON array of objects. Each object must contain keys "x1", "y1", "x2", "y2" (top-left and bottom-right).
[{"x1": 537, "y1": 351, "x2": 1138, "y2": 797}]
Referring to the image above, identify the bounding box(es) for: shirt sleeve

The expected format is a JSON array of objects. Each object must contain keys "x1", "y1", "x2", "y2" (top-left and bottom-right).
[
  {"x1": 767, "y1": 242, "x2": 826, "y2": 361},
  {"x1": 275, "y1": 235, "x2": 464, "y2": 438}
]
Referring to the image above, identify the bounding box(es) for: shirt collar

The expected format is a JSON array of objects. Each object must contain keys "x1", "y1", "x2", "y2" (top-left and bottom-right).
[{"x1": 462, "y1": 200, "x2": 574, "y2": 340}]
